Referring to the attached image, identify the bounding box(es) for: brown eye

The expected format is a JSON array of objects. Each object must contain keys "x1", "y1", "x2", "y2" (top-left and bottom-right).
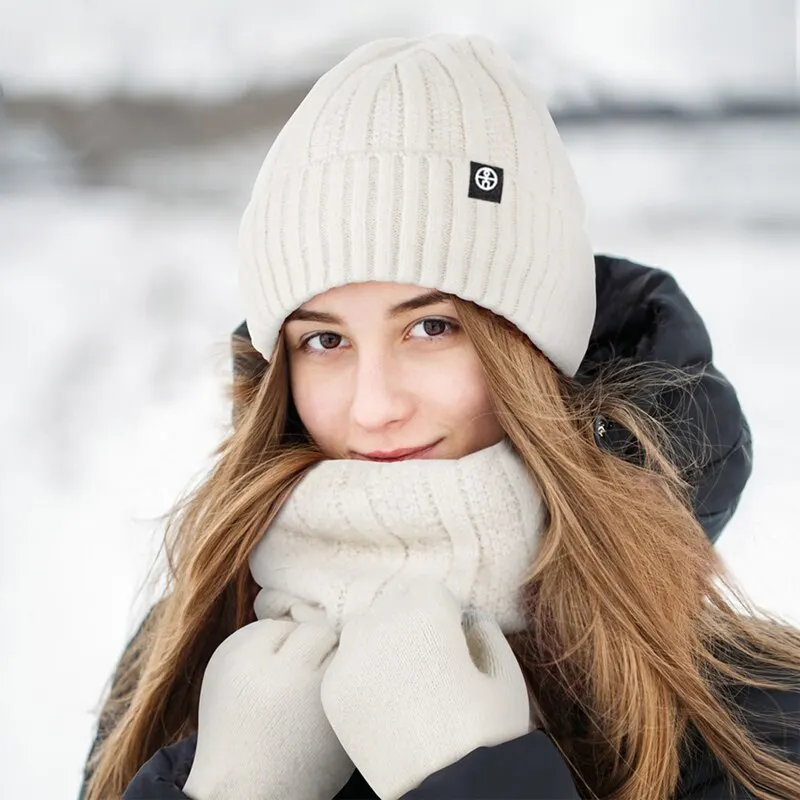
[
  {"x1": 302, "y1": 332, "x2": 345, "y2": 352},
  {"x1": 409, "y1": 318, "x2": 457, "y2": 340},
  {"x1": 423, "y1": 319, "x2": 447, "y2": 336},
  {"x1": 318, "y1": 333, "x2": 341, "y2": 349}
]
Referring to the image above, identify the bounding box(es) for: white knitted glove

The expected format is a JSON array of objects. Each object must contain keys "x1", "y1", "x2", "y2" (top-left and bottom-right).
[
  {"x1": 319, "y1": 578, "x2": 531, "y2": 800},
  {"x1": 182, "y1": 619, "x2": 355, "y2": 800}
]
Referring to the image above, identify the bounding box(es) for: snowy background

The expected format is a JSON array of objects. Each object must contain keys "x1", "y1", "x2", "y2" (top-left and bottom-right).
[{"x1": 2, "y1": 2, "x2": 799, "y2": 798}]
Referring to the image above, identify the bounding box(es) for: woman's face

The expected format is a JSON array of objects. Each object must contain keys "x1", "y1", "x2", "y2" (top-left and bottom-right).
[{"x1": 283, "y1": 281, "x2": 506, "y2": 461}]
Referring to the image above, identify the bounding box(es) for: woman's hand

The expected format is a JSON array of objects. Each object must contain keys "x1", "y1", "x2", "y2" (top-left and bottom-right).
[
  {"x1": 320, "y1": 578, "x2": 531, "y2": 800},
  {"x1": 182, "y1": 619, "x2": 354, "y2": 800}
]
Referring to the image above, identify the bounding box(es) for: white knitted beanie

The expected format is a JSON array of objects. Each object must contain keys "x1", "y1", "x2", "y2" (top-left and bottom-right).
[{"x1": 238, "y1": 34, "x2": 596, "y2": 377}]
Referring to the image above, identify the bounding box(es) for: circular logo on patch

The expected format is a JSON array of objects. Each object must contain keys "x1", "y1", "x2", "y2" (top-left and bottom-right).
[{"x1": 474, "y1": 166, "x2": 498, "y2": 192}]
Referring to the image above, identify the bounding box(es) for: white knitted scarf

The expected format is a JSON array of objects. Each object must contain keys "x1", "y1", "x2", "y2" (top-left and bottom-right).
[{"x1": 249, "y1": 437, "x2": 546, "y2": 634}]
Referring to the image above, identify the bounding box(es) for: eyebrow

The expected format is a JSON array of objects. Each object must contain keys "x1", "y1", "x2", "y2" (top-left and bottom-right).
[{"x1": 285, "y1": 289, "x2": 452, "y2": 325}]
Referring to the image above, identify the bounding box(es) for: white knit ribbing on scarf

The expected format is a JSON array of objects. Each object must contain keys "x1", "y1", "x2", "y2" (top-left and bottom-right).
[{"x1": 249, "y1": 437, "x2": 546, "y2": 633}]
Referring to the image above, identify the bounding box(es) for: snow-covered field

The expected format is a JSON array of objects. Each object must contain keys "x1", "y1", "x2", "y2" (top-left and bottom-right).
[
  {"x1": 3, "y1": 115, "x2": 799, "y2": 800},
  {"x1": 1, "y1": 2, "x2": 799, "y2": 797},
  {"x1": 2, "y1": 0, "x2": 797, "y2": 105}
]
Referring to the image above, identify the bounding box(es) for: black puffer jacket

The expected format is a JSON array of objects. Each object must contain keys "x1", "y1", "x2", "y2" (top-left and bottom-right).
[
  {"x1": 122, "y1": 679, "x2": 800, "y2": 799},
  {"x1": 82, "y1": 255, "x2": 785, "y2": 800},
  {"x1": 582, "y1": 255, "x2": 753, "y2": 542}
]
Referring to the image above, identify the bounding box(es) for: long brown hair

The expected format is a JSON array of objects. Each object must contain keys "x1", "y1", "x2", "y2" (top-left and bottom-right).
[{"x1": 85, "y1": 297, "x2": 800, "y2": 800}]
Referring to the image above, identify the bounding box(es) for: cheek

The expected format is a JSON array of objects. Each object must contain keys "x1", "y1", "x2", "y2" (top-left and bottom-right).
[
  {"x1": 416, "y1": 353, "x2": 495, "y2": 420},
  {"x1": 290, "y1": 364, "x2": 347, "y2": 443}
]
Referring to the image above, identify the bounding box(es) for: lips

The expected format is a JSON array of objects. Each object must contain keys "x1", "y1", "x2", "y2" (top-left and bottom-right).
[{"x1": 357, "y1": 440, "x2": 442, "y2": 462}]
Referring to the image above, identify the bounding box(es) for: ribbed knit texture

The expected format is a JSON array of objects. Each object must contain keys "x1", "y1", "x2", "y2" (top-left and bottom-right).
[
  {"x1": 249, "y1": 437, "x2": 545, "y2": 634},
  {"x1": 238, "y1": 34, "x2": 596, "y2": 376}
]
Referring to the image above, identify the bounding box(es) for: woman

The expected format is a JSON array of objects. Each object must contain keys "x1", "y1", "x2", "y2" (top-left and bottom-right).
[{"x1": 82, "y1": 35, "x2": 798, "y2": 800}]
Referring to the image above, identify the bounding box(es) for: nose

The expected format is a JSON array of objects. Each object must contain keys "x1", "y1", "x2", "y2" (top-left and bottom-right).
[{"x1": 349, "y1": 349, "x2": 413, "y2": 432}]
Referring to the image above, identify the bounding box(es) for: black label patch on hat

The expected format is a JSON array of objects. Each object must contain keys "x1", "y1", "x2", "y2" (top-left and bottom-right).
[{"x1": 468, "y1": 161, "x2": 504, "y2": 203}]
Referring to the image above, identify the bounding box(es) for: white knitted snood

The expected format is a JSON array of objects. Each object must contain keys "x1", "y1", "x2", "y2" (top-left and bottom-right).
[{"x1": 249, "y1": 437, "x2": 546, "y2": 634}]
